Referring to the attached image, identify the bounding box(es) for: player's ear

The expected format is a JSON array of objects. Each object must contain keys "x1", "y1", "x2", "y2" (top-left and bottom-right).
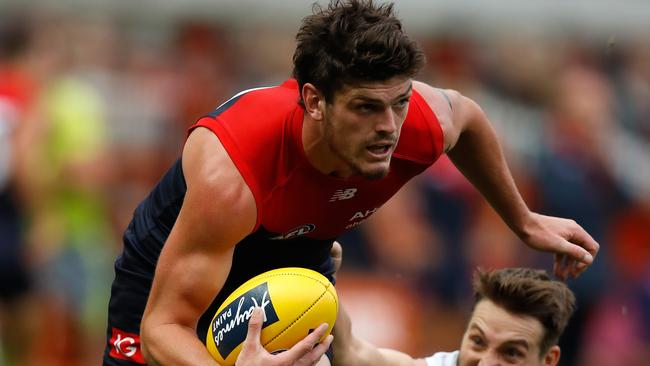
[
  {"x1": 543, "y1": 345, "x2": 561, "y2": 366},
  {"x1": 302, "y1": 83, "x2": 325, "y2": 121}
]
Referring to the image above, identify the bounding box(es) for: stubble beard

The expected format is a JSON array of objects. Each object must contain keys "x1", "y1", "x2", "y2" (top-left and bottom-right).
[
  {"x1": 326, "y1": 137, "x2": 390, "y2": 180},
  {"x1": 324, "y1": 116, "x2": 391, "y2": 180}
]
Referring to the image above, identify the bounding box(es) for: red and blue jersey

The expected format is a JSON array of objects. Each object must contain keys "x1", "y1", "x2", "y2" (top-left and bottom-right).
[
  {"x1": 190, "y1": 79, "x2": 444, "y2": 241},
  {"x1": 105, "y1": 79, "x2": 445, "y2": 360}
]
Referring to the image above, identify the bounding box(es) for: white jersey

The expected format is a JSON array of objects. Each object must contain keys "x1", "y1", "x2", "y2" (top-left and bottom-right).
[{"x1": 425, "y1": 351, "x2": 459, "y2": 366}]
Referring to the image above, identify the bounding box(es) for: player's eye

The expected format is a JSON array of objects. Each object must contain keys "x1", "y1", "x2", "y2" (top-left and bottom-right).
[
  {"x1": 471, "y1": 335, "x2": 485, "y2": 347},
  {"x1": 503, "y1": 347, "x2": 525, "y2": 361},
  {"x1": 356, "y1": 103, "x2": 378, "y2": 113},
  {"x1": 394, "y1": 98, "x2": 410, "y2": 108}
]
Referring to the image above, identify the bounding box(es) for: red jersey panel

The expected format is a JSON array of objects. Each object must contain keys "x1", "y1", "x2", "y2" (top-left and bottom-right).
[{"x1": 191, "y1": 79, "x2": 444, "y2": 240}]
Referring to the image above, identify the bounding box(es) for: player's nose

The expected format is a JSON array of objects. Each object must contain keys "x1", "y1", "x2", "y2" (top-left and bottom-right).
[{"x1": 375, "y1": 108, "x2": 397, "y2": 135}]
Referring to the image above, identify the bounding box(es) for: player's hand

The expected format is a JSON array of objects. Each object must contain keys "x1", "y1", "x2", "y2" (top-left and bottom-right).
[
  {"x1": 236, "y1": 307, "x2": 333, "y2": 366},
  {"x1": 519, "y1": 212, "x2": 599, "y2": 280},
  {"x1": 330, "y1": 241, "x2": 342, "y2": 279}
]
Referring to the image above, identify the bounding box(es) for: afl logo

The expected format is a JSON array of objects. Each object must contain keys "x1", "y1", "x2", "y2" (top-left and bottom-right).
[{"x1": 271, "y1": 224, "x2": 316, "y2": 240}]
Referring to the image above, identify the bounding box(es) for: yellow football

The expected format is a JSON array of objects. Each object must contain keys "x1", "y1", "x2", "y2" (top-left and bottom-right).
[{"x1": 205, "y1": 267, "x2": 338, "y2": 365}]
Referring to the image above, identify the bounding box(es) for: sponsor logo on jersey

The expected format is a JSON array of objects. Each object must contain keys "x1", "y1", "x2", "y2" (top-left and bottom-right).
[
  {"x1": 345, "y1": 208, "x2": 378, "y2": 229},
  {"x1": 270, "y1": 224, "x2": 316, "y2": 240},
  {"x1": 109, "y1": 327, "x2": 145, "y2": 364},
  {"x1": 349, "y1": 208, "x2": 378, "y2": 221},
  {"x1": 329, "y1": 188, "x2": 357, "y2": 202},
  {"x1": 211, "y1": 282, "x2": 280, "y2": 359}
]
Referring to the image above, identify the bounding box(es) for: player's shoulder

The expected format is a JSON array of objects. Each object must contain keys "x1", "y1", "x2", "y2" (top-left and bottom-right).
[
  {"x1": 183, "y1": 127, "x2": 245, "y2": 189},
  {"x1": 188, "y1": 80, "x2": 301, "y2": 220},
  {"x1": 237, "y1": 79, "x2": 299, "y2": 107},
  {"x1": 206, "y1": 79, "x2": 299, "y2": 122},
  {"x1": 411, "y1": 81, "x2": 473, "y2": 154},
  {"x1": 192, "y1": 79, "x2": 300, "y2": 163},
  {"x1": 412, "y1": 81, "x2": 462, "y2": 120},
  {"x1": 182, "y1": 127, "x2": 257, "y2": 227},
  {"x1": 413, "y1": 81, "x2": 484, "y2": 123},
  {"x1": 392, "y1": 81, "x2": 448, "y2": 164}
]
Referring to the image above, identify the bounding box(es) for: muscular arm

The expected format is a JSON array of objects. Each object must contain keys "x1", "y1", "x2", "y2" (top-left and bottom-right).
[
  {"x1": 438, "y1": 89, "x2": 533, "y2": 236},
  {"x1": 332, "y1": 305, "x2": 426, "y2": 366},
  {"x1": 414, "y1": 81, "x2": 530, "y2": 232},
  {"x1": 141, "y1": 127, "x2": 257, "y2": 365},
  {"x1": 414, "y1": 81, "x2": 599, "y2": 279}
]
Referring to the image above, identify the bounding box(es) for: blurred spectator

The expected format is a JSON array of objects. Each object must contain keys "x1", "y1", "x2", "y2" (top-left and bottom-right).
[
  {"x1": 335, "y1": 272, "x2": 446, "y2": 357},
  {"x1": 536, "y1": 64, "x2": 626, "y2": 366},
  {"x1": 18, "y1": 18, "x2": 117, "y2": 365},
  {"x1": 361, "y1": 178, "x2": 441, "y2": 286},
  {"x1": 0, "y1": 17, "x2": 39, "y2": 366},
  {"x1": 616, "y1": 40, "x2": 650, "y2": 141},
  {"x1": 579, "y1": 292, "x2": 649, "y2": 366},
  {"x1": 173, "y1": 22, "x2": 237, "y2": 126},
  {"x1": 580, "y1": 198, "x2": 650, "y2": 366},
  {"x1": 100, "y1": 24, "x2": 181, "y2": 235},
  {"x1": 418, "y1": 155, "x2": 478, "y2": 306}
]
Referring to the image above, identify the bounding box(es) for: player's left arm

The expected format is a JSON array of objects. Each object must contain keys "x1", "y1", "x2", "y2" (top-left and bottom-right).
[
  {"x1": 331, "y1": 305, "x2": 425, "y2": 366},
  {"x1": 413, "y1": 82, "x2": 599, "y2": 280},
  {"x1": 328, "y1": 243, "x2": 425, "y2": 366}
]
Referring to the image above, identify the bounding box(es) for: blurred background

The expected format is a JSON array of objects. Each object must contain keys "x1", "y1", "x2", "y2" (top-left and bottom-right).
[{"x1": 0, "y1": 1, "x2": 649, "y2": 365}]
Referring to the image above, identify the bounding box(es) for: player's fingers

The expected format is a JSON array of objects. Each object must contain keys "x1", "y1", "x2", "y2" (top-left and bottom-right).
[
  {"x1": 567, "y1": 227, "x2": 598, "y2": 279},
  {"x1": 568, "y1": 224, "x2": 600, "y2": 257},
  {"x1": 280, "y1": 323, "x2": 328, "y2": 363},
  {"x1": 575, "y1": 260, "x2": 588, "y2": 273},
  {"x1": 553, "y1": 253, "x2": 565, "y2": 281},
  {"x1": 568, "y1": 258, "x2": 580, "y2": 279},
  {"x1": 554, "y1": 253, "x2": 565, "y2": 281},
  {"x1": 300, "y1": 334, "x2": 333, "y2": 366},
  {"x1": 573, "y1": 259, "x2": 590, "y2": 278},
  {"x1": 559, "y1": 239, "x2": 593, "y2": 266},
  {"x1": 331, "y1": 241, "x2": 343, "y2": 276},
  {"x1": 562, "y1": 255, "x2": 573, "y2": 281},
  {"x1": 311, "y1": 334, "x2": 333, "y2": 359},
  {"x1": 242, "y1": 307, "x2": 264, "y2": 351}
]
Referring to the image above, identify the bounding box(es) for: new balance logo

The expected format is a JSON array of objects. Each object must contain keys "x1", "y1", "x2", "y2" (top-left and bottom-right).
[{"x1": 329, "y1": 188, "x2": 357, "y2": 202}]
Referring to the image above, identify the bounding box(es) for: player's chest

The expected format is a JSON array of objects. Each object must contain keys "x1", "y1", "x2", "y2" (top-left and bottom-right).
[{"x1": 261, "y1": 167, "x2": 414, "y2": 240}]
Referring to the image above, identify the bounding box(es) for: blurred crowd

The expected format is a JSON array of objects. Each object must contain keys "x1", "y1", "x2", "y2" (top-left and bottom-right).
[{"x1": 0, "y1": 10, "x2": 648, "y2": 366}]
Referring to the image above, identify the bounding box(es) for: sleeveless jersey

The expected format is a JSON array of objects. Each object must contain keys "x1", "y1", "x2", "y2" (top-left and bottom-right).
[
  {"x1": 112, "y1": 78, "x2": 444, "y2": 344},
  {"x1": 190, "y1": 79, "x2": 444, "y2": 241}
]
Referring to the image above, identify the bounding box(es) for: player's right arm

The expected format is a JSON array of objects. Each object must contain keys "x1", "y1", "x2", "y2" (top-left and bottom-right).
[
  {"x1": 140, "y1": 127, "x2": 331, "y2": 365},
  {"x1": 332, "y1": 305, "x2": 426, "y2": 366},
  {"x1": 140, "y1": 126, "x2": 256, "y2": 365}
]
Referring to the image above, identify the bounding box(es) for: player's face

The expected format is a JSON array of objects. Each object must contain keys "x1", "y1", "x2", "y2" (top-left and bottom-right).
[
  {"x1": 458, "y1": 300, "x2": 560, "y2": 366},
  {"x1": 323, "y1": 77, "x2": 412, "y2": 180}
]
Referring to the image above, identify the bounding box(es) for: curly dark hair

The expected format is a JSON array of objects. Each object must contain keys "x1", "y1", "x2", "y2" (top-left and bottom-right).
[
  {"x1": 292, "y1": 0, "x2": 425, "y2": 104},
  {"x1": 473, "y1": 268, "x2": 577, "y2": 356}
]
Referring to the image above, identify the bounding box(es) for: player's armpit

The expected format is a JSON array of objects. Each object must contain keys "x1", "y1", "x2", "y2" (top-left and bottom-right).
[{"x1": 141, "y1": 127, "x2": 257, "y2": 365}]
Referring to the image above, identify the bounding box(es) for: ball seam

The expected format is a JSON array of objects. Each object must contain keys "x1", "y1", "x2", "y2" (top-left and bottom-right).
[
  {"x1": 262, "y1": 286, "x2": 331, "y2": 348},
  {"x1": 256, "y1": 272, "x2": 331, "y2": 288}
]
